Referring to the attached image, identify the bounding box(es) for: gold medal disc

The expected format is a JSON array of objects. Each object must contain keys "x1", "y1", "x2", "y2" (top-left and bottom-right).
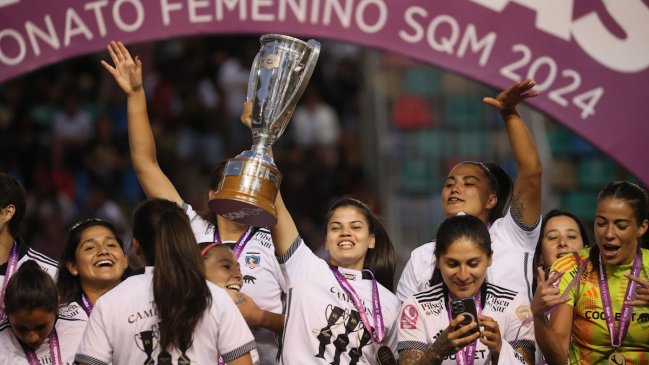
[{"x1": 608, "y1": 352, "x2": 625, "y2": 365}]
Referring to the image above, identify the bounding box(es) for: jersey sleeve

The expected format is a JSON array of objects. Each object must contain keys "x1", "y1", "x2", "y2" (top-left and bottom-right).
[
  {"x1": 396, "y1": 297, "x2": 429, "y2": 353},
  {"x1": 276, "y1": 236, "x2": 325, "y2": 284},
  {"x1": 396, "y1": 242, "x2": 435, "y2": 303},
  {"x1": 501, "y1": 292, "x2": 535, "y2": 353},
  {"x1": 214, "y1": 290, "x2": 257, "y2": 362},
  {"x1": 74, "y1": 298, "x2": 113, "y2": 365},
  {"x1": 183, "y1": 203, "x2": 215, "y2": 243},
  {"x1": 492, "y1": 209, "x2": 541, "y2": 252}
]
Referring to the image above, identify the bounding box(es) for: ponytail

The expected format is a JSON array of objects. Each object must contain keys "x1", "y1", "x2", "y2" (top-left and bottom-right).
[{"x1": 132, "y1": 199, "x2": 212, "y2": 353}]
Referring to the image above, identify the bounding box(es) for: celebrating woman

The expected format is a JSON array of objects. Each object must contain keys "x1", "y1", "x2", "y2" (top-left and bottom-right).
[
  {"x1": 398, "y1": 215, "x2": 534, "y2": 364},
  {"x1": 397, "y1": 80, "x2": 542, "y2": 303},
  {"x1": 533, "y1": 181, "x2": 649, "y2": 364},
  {"x1": 0, "y1": 260, "x2": 87, "y2": 364},
  {"x1": 102, "y1": 40, "x2": 285, "y2": 363},
  {"x1": 271, "y1": 193, "x2": 399, "y2": 364},
  {"x1": 56, "y1": 218, "x2": 128, "y2": 315},
  {"x1": 75, "y1": 199, "x2": 255, "y2": 365},
  {"x1": 532, "y1": 209, "x2": 589, "y2": 291}
]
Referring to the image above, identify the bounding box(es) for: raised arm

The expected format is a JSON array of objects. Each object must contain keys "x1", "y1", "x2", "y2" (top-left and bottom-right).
[
  {"x1": 272, "y1": 189, "x2": 300, "y2": 257},
  {"x1": 483, "y1": 79, "x2": 542, "y2": 226},
  {"x1": 101, "y1": 41, "x2": 182, "y2": 205}
]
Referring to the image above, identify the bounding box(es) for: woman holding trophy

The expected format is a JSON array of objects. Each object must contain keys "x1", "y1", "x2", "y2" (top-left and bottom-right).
[{"x1": 101, "y1": 40, "x2": 288, "y2": 363}]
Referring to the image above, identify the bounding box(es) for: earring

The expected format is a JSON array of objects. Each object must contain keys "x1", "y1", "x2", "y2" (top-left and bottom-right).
[{"x1": 72, "y1": 270, "x2": 78, "y2": 275}]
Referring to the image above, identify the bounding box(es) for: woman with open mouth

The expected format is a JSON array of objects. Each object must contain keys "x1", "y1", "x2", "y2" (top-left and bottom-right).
[
  {"x1": 75, "y1": 198, "x2": 255, "y2": 365},
  {"x1": 270, "y1": 193, "x2": 399, "y2": 364},
  {"x1": 57, "y1": 218, "x2": 129, "y2": 316},
  {"x1": 397, "y1": 79, "x2": 543, "y2": 304},
  {"x1": 533, "y1": 180, "x2": 649, "y2": 364},
  {"x1": 398, "y1": 215, "x2": 535, "y2": 365}
]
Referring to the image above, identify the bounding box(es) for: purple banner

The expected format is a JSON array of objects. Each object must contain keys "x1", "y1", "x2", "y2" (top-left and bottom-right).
[{"x1": 1, "y1": 0, "x2": 648, "y2": 185}]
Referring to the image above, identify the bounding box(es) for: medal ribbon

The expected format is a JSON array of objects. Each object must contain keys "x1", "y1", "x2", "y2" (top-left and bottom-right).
[
  {"x1": 598, "y1": 249, "x2": 642, "y2": 349},
  {"x1": 445, "y1": 292, "x2": 482, "y2": 365},
  {"x1": 210, "y1": 227, "x2": 255, "y2": 259},
  {"x1": 0, "y1": 241, "x2": 19, "y2": 320},
  {"x1": 329, "y1": 265, "x2": 385, "y2": 344},
  {"x1": 81, "y1": 292, "x2": 94, "y2": 316},
  {"x1": 21, "y1": 328, "x2": 62, "y2": 365}
]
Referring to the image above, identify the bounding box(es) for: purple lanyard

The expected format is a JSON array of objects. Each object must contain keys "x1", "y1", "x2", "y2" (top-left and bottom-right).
[
  {"x1": 80, "y1": 292, "x2": 93, "y2": 316},
  {"x1": 213, "y1": 227, "x2": 255, "y2": 259},
  {"x1": 217, "y1": 354, "x2": 225, "y2": 365},
  {"x1": 21, "y1": 328, "x2": 62, "y2": 365},
  {"x1": 0, "y1": 241, "x2": 19, "y2": 320},
  {"x1": 329, "y1": 265, "x2": 385, "y2": 344},
  {"x1": 446, "y1": 292, "x2": 482, "y2": 365},
  {"x1": 598, "y1": 249, "x2": 642, "y2": 349}
]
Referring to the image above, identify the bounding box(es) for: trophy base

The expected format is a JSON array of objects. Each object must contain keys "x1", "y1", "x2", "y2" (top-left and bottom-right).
[{"x1": 208, "y1": 156, "x2": 281, "y2": 227}]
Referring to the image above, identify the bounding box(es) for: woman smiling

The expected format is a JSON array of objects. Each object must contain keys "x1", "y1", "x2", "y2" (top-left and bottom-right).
[{"x1": 56, "y1": 218, "x2": 128, "y2": 315}]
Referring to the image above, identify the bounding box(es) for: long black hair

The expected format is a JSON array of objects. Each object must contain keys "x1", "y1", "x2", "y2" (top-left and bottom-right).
[
  {"x1": 0, "y1": 172, "x2": 27, "y2": 237},
  {"x1": 56, "y1": 218, "x2": 127, "y2": 306},
  {"x1": 590, "y1": 181, "x2": 649, "y2": 267},
  {"x1": 430, "y1": 215, "x2": 492, "y2": 286},
  {"x1": 132, "y1": 198, "x2": 212, "y2": 353},
  {"x1": 4, "y1": 260, "x2": 58, "y2": 316},
  {"x1": 325, "y1": 197, "x2": 396, "y2": 291}
]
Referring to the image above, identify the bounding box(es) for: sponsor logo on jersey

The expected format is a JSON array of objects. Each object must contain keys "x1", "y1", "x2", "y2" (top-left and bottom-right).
[
  {"x1": 400, "y1": 304, "x2": 418, "y2": 329},
  {"x1": 343, "y1": 272, "x2": 356, "y2": 281}
]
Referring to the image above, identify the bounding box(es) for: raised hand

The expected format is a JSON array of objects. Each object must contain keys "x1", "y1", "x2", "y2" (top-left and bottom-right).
[
  {"x1": 240, "y1": 101, "x2": 253, "y2": 129},
  {"x1": 531, "y1": 267, "x2": 569, "y2": 317},
  {"x1": 100, "y1": 40, "x2": 143, "y2": 96},
  {"x1": 483, "y1": 79, "x2": 540, "y2": 111},
  {"x1": 478, "y1": 315, "x2": 502, "y2": 355},
  {"x1": 625, "y1": 274, "x2": 649, "y2": 307}
]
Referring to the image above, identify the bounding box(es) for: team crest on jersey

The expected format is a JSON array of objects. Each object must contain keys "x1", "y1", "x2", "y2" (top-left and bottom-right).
[
  {"x1": 400, "y1": 304, "x2": 418, "y2": 329},
  {"x1": 245, "y1": 253, "x2": 260, "y2": 269},
  {"x1": 516, "y1": 305, "x2": 533, "y2": 326}
]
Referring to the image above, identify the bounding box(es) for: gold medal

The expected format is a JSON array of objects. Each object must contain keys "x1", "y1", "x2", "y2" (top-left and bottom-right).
[{"x1": 608, "y1": 352, "x2": 625, "y2": 365}]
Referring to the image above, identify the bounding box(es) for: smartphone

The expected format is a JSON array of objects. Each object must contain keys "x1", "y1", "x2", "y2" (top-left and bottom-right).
[{"x1": 450, "y1": 297, "x2": 480, "y2": 337}]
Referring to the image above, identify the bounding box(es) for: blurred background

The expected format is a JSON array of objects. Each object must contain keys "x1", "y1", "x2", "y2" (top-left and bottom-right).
[{"x1": 0, "y1": 35, "x2": 643, "y2": 274}]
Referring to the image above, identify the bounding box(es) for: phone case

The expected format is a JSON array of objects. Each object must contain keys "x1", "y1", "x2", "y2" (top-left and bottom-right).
[{"x1": 450, "y1": 297, "x2": 480, "y2": 337}]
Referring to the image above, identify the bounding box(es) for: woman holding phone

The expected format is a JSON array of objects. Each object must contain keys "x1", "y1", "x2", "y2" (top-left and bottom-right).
[{"x1": 398, "y1": 215, "x2": 534, "y2": 365}]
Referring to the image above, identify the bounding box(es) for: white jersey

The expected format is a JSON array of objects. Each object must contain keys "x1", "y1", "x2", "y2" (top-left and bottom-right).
[
  {"x1": 0, "y1": 302, "x2": 87, "y2": 365},
  {"x1": 397, "y1": 283, "x2": 535, "y2": 364},
  {"x1": 278, "y1": 237, "x2": 400, "y2": 365},
  {"x1": 0, "y1": 239, "x2": 59, "y2": 281},
  {"x1": 185, "y1": 203, "x2": 286, "y2": 363},
  {"x1": 75, "y1": 267, "x2": 256, "y2": 365},
  {"x1": 396, "y1": 209, "x2": 540, "y2": 303}
]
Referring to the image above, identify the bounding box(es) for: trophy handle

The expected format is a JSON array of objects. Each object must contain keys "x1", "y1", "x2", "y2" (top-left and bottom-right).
[
  {"x1": 274, "y1": 39, "x2": 321, "y2": 131},
  {"x1": 246, "y1": 53, "x2": 261, "y2": 104}
]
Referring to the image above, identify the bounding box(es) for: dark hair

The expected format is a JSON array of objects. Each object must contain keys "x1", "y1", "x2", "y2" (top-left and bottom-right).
[
  {"x1": 325, "y1": 197, "x2": 396, "y2": 291},
  {"x1": 132, "y1": 198, "x2": 211, "y2": 353},
  {"x1": 590, "y1": 180, "x2": 649, "y2": 267},
  {"x1": 4, "y1": 260, "x2": 58, "y2": 316},
  {"x1": 0, "y1": 172, "x2": 27, "y2": 237},
  {"x1": 57, "y1": 219, "x2": 126, "y2": 306},
  {"x1": 531, "y1": 209, "x2": 590, "y2": 292},
  {"x1": 201, "y1": 160, "x2": 228, "y2": 223},
  {"x1": 430, "y1": 215, "x2": 492, "y2": 286},
  {"x1": 459, "y1": 162, "x2": 513, "y2": 223}
]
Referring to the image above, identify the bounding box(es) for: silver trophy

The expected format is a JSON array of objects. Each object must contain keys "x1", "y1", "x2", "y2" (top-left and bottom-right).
[{"x1": 209, "y1": 34, "x2": 320, "y2": 227}]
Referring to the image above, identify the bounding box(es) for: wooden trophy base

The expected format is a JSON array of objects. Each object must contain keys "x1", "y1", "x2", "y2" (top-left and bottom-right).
[{"x1": 208, "y1": 156, "x2": 281, "y2": 227}]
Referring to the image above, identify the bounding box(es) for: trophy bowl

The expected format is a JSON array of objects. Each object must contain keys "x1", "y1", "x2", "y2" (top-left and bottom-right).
[{"x1": 208, "y1": 34, "x2": 320, "y2": 227}]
